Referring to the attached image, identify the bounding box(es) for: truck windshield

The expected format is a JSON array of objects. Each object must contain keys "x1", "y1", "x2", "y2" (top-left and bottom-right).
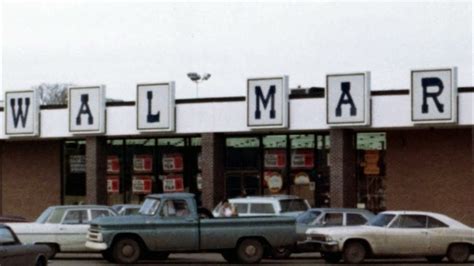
[
  {"x1": 368, "y1": 213, "x2": 395, "y2": 227},
  {"x1": 139, "y1": 199, "x2": 161, "y2": 215},
  {"x1": 280, "y1": 199, "x2": 309, "y2": 213}
]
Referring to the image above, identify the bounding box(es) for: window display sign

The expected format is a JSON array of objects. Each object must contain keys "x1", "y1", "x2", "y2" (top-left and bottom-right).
[
  {"x1": 107, "y1": 176, "x2": 120, "y2": 194},
  {"x1": 107, "y1": 156, "x2": 120, "y2": 174},
  {"x1": 132, "y1": 176, "x2": 152, "y2": 194},
  {"x1": 264, "y1": 171, "x2": 283, "y2": 194},
  {"x1": 196, "y1": 173, "x2": 203, "y2": 191},
  {"x1": 162, "y1": 153, "x2": 183, "y2": 172},
  {"x1": 163, "y1": 175, "x2": 184, "y2": 192},
  {"x1": 264, "y1": 149, "x2": 286, "y2": 169},
  {"x1": 69, "y1": 155, "x2": 86, "y2": 173},
  {"x1": 294, "y1": 172, "x2": 310, "y2": 185},
  {"x1": 362, "y1": 150, "x2": 380, "y2": 175},
  {"x1": 133, "y1": 154, "x2": 153, "y2": 173},
  {"x1": 291, "y1": 149, "x2": 314, "y2": 169}
]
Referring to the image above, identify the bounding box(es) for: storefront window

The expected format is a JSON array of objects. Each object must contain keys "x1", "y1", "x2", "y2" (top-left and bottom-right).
[
  {"x1": 63, "y1": 140, "x2": 86, "y2": 205},
  {"x1": 356, "y1": 132, "x2": 386, "y2": 213},
  {"x1": 263, "y1": 135, "x2": 287, "y2": 195}
]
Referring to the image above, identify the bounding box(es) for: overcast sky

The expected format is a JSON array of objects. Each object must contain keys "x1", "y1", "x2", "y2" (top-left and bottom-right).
[{"x1": 1, "y1": 1, "x2": 473, "y2": 100}]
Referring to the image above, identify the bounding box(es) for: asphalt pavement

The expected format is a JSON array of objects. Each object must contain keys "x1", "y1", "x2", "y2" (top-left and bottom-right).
[{"x1": 50, "y1": 253, "x2": 474, "y2": 265}]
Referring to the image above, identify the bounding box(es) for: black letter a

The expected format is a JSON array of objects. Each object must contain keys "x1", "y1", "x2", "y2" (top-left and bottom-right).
[
  {"x1": 335, "y1": 82, "x2": 357, "y2": 117},
  {"x1": 76, "y1": 94, "x2": 94, "y2": 125}
]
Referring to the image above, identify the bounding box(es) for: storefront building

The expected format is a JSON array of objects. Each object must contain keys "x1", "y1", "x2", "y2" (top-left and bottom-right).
[{"x1": 0, "y1": 69, "x2": 472, "y2": 226}]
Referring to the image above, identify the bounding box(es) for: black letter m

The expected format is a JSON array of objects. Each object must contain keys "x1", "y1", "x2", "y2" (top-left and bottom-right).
[
  {"x1": 254, "y1": 85, "x2": 276, "y2": 119},
  {"x1": 10, "y1": 98, "x2": 31, "y2": 128}
]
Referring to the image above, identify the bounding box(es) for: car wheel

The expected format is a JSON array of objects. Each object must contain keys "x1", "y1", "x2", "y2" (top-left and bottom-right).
[
  {"x1": 426, "y1": 256, "x2": 444, "y2": 263},
  {"x1": 221, "y1": 250, "x2": 238, "y2": 263},
  {"x1": 101, "y1": 249, "x2": 115, "y2": 263},
  {"x1": 112, "y1": 237, "x2": 142, "y2": 264},
  {"x1": 271, "y1": 247, "x2": 292, "y2": 259},
  {"x1": 343, "y1": 241, "x2": 367, "y2": 264},
  {"x1": 447, "y1": 244, "x2": 470, "y2": 263},
  {"x1": 321, "y1": 252, "x2": 342, "y2": 263},
  {"x1": 236, "y1": 239, "x2": 264, "y2": 264}
]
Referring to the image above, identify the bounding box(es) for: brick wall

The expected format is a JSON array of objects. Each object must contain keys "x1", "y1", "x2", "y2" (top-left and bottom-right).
[
  {"x1": 201, "y1": 133, "x2": 225, "y2": 210},
  {"x1": 386, "y1": 128, "x2": 474, "y2": 226},
  {"x1": 1, "y1": 140, "x2": 62, "y2": 221}
]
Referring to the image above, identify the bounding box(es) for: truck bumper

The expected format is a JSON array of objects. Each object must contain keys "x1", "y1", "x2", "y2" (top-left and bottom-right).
[{"x1": 85, "y1": 241, "x2": 108, "y2": 251}]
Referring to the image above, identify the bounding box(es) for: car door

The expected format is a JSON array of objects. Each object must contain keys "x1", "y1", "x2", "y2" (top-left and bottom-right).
[
  {"x1": 426, "y1": 216, "x2": 450, "y2": 255},
  {"x1": 383, "y1": 215, "x2": 430, "y2": 255},
  {"x1": 153, "y1": 199, "x2": 199, "y2": 251},
  {"x1": 56, "y1": 209, "x2": 90, "y2": 252}
]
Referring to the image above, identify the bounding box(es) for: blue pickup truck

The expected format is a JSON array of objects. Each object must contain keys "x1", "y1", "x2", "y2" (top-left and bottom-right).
[{"x1": 85, "y1": 193, "x2": 297, "y2": 264}]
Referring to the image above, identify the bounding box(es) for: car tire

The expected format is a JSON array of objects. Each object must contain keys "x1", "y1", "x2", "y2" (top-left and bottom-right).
[
  {"x1": 321, "y1": 252, "x2": 342, "y2": 263},
  {"x1": 35, "y1": 256, "x2": 47, "y2": 266},
  {"x1": 236, "y1": 239, "x2": 264, "y2": 264},
  {"x1": 101, "y1": 249, "x2": 115, "y2": 263},
  {"x1": 343, "y1": 241, "x2": 367, "y2": 264},
  {"x1": 221, "y1": 250, "x2": 238, "y2": 263},
  {"x1": 270, "y1": 247, "x2": 292, "y2": 259},
  {"x1": 112, "y1": 237, "x2": 142, "y2": 264},
  {"x1": 447, "y1": 244, "x2": 470, "y2": 263},
  {"x1": 426, "y1": 256, "x2": 444, "y2": 263}
]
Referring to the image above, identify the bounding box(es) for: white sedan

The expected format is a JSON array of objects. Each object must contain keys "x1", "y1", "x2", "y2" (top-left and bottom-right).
[
  {"x1": 7, "y1": 205, "x2": 116, "y2": 258},
  {"x1": 305, "y1": 211, "x2": 474, "y2": 264}
]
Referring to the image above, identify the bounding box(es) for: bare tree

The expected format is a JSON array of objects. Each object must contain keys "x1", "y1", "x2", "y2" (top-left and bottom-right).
[{"x1": 33, "y1": 83, "x2": 73, "y2": 105}]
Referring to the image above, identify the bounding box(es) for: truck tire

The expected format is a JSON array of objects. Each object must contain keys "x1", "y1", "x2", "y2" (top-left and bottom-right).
[
  {"x1": 447, "y1": 244, "x2": 470, "y2": 263},
  {"x1": 321, "y1": 252, "x2": 342, "y2": 263},
  {"x1": 236, "y1": 239, "x2": 264, "y2": 264},
  {"x1": 270, "y1": 247, "x2": 292, "y2": 259},
  {"x1": 343, "y1": 241, "x2": 367, "y2": 264},
  {"x1": 112, "y1": 237, "x2": 142, "y2": 264}
]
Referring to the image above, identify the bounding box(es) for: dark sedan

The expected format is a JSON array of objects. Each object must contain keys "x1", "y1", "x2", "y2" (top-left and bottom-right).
[{"x1": 0, "y1": 224, "x2": 50, "y2": 266}]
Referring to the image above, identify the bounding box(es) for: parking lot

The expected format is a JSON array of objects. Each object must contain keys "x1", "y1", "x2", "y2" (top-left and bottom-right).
[{"x1": 50, "y1": 253, "x2": 474, "y2": 265}]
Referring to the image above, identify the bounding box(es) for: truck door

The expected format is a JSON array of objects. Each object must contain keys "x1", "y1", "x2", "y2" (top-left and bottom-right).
[{"x1": 153, "y1": 199, "x2": 199, "y2": 251}]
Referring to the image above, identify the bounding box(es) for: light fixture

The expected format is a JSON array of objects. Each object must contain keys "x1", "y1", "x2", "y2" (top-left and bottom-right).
[{"x1": 186, "y1": 72, "x2": 211, "y2": 98}]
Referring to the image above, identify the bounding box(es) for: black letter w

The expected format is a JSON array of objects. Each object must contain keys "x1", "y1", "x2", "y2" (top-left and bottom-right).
[{"x1": 10, "y1": 98, "x2": 30, "y2": 128}]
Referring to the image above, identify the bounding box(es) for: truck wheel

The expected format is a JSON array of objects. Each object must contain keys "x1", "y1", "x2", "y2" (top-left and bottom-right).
[
  {"x1": 236, "y1": 239, "x2": 264, "y2": 264},
  {"x1": 270, "y1": 247, "x2": 292, "y2": 259},
  {"x1": 343, "y1": 241, "x2": 367, "y2": 264},
  {"x1": 447, "y1": 244, "x2": 470, "y2": 263},
  {"x1": 321, "y1": 252, "x2": 342, "y2": 263},
  {"x1": 112, "y1": 237, "x2": 142, "y2": 264},
  {"x1": 221, "y1": 250, "x2": 237, "y2": 263}
]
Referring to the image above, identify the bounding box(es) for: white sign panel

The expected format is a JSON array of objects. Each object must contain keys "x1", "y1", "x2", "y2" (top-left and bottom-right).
[
  {"x1": 69, "y1": 86, "x2": 106, "y2": 134},
  {"x1": 411, "y1": 68, "x2": 457, "y2": 124},
  {"x1": 247, "y1": 76, "x2": 288, "y2": 129},
  {"x1": 4, "y1": 90, "x2": 40, "y2": 136},
  {"x1": 326, "y1": 72, "x2": 371, "y2": 126},
  {"x1": 136, "y1": 82, "x2": 175, "y2": 132}
]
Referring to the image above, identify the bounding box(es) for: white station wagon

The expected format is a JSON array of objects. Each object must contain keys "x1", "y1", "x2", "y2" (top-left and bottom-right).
[
  {"x1": 305, "y1": 211, "x2": 474, "y2": 264},
  {"x1": 7, "y1": 205, "x2": 117, "y2": 258}
]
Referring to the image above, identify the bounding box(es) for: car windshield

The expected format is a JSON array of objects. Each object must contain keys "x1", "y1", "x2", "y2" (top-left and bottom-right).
[
  {"x1": 296, "y1": 211, "x2": 321, "y2": 224},
  {"x1": 280, "y1": 199, "x2": 309, "y2": 213},
  {"x1": 368, "y1": 213, "x2": 396, "y2": 227},
  {"x1": 139, "y1": 199, "x2": 161, "y2": 215},
  {"x1": 35, "y1": 207, "x2": 54, "y2": 223}
]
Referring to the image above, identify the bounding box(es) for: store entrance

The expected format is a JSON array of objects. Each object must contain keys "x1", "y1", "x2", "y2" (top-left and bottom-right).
[{"x1": 225, "y1": 171, "x2": 260, "y2": 198}]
